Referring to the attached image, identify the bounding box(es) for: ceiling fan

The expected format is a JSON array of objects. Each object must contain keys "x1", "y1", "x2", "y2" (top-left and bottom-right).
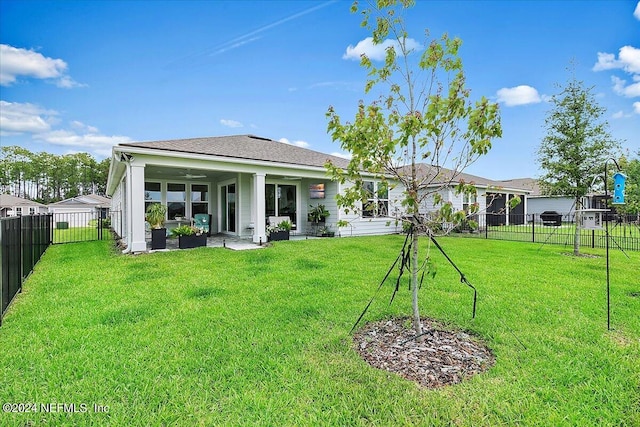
[{"x1": 180, "y1": 171, "x2": 207, "y2": 179}]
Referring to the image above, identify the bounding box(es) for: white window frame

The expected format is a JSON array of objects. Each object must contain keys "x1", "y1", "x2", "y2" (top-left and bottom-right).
[
  {"x1": 362, "y1": 181, "x2": 389, "y2": 219},
  {"x1": 462, "y1": 192, "x2": 477, "y2": 214}
]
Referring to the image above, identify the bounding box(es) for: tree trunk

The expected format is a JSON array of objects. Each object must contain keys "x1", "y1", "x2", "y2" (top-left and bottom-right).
[
  {"x1": 411, "y1": 227, "x2": 423, "y2": 340},
  {"x1": 573, "y1": 197, "x2": 581, "y2": 256}
]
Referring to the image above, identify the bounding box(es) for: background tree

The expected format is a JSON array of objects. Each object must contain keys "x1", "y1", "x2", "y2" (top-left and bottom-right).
[
  {"x1": 537, "y1": 75, "x2": 621, "y2": 256},
  {"x1": 326, "y1": 0, "x2": 502, "y2": 338},
  {"x1": 0, "y1": 146, "x2": 110, "y2": 203},
  {"x1": 616, "y1": 151, "x2": 640, "y2": 219}
]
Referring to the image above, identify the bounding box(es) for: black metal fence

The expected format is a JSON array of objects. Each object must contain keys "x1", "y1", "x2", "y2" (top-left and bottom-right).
[
  {"x1": 51, "y1": 211, "x2": 116, "y2": 244},
  {"x1": 453, "y1": 213, "x2": 640, "y2": 252},
  {"x1": 1, "y1": 214, "x2": 52, "y2": 325}
]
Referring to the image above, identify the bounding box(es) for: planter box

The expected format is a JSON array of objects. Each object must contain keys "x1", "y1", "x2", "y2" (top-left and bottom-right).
[
  {"x1": 178, "y1": 234, "x2": 207, "y2": 249},
  {"x1": 151, "y1": 228, "x2": 167, "y2": 250},
  {"x1": 268, "y1": 230, "x2": 290, "y2": 242},
  {"x1": 320, "y1": 232, "x2": 335, "y2": 238}
]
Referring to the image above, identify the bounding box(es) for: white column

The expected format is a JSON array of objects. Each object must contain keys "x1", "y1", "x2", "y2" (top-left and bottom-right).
[
  {"x1": 505, "y1": 192, "x2": 510, "y2": 226},
  {"x1": 253, "y1": 173, "x2": 266, "y2": 244},
  {"x1": 128, "y1": 163, "x2": 147, "y2": 252}
]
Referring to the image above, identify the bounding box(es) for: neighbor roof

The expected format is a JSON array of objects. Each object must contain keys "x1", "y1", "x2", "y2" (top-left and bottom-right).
[
  {"x1": 0, "y1": 194, "x2": 46, "y2": 208},
  {"x1": 48, "y1": 194, "x2": 111, "y2": 207},
  {"x1": 493, "y1": 178, "x2": 541, "y2": 196},
  {"x1": 397, "y1": 164, "x2": 533, "y2": 194},
  {"x1": 119, "y1": 134, "x2": 350, "y2": 169}
]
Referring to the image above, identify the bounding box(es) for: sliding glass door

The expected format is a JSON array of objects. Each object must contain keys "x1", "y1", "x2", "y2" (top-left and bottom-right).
[{"x1": 220, "y1": 182, "x2": 236, "y2": 233}]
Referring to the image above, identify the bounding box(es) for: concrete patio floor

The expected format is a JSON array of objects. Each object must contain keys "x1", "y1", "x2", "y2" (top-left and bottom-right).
[{"x1": 146, "y1": 232, "x2": 315, "y2": 252}]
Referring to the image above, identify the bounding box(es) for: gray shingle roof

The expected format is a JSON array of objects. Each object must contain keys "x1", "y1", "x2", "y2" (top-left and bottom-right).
[
  {"x1": 0, "y1": 194, "x2": 46, "y2": 208},
  {"x1": 493, "y1": 178, "x2": 540, "y2": 196},
  {"x1": 120, "y1": 134, "x2": 350, "y2": 169},
  {"x1": 399, "y1": 164, "x2": 533, "y2": 193}
]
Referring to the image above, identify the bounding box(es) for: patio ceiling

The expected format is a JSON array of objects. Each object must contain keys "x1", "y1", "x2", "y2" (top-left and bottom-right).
[{"x1": 144, "y1": 165, "x2": 307, "y2": 182}]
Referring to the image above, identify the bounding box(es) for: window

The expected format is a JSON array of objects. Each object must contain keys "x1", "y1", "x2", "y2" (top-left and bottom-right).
[
  {"x1": 167, "y1": 183, "x2": 186, "y2": 219},
  {"x1": 463, "y1": 193, "x2": 477, "y2": 214},
  {"x1": 29, "y1": 207, "x2": 35, "y2": 215},
  {"x1": 15, "y1": 207, "x2": 22, "y2": 216},
  {"x1": 145, "y1": 182, "x2": 162, "y2": 213},
  {"x1": 191, "y1": 184, "x2": 209, "y2": 215},
  {"x1": 362, "y1": 181, "x2": 388, "y2": 218},
  {"x1": 265, "y1": 183, "x2": 297, "y2": 227}
]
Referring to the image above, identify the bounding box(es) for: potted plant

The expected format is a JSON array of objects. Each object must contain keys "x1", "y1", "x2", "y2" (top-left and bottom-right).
[
  {"x1": 171, "y1": 224, "x2": 207, "y2": 249},
  {"x1": 267, "y1": 220, "x2": 292, "y2": 242},
  {"x1": 308, "y1": 204, "x2": 330, "y2": 224},
  {"x1": 319, "y1": 225, "x2": 335, "y2": 238},
  {"x1": 146, "y1": 203, "x2": 167, "y2": 249}
]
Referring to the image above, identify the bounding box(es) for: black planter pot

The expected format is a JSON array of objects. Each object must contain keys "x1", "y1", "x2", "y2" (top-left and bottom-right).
[
  {"x1": 268, "y1": 230, "x2": 290, "y2": 242},
  {"x1": 151, "y1": 228, "x2": 167, "y2": 249},
  {"x1": 178, "y1": 234, "x2": 207, "y2": 249}
]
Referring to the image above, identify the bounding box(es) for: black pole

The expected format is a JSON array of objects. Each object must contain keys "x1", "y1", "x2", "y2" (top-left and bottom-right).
[
  {"x1": 604, "y1": 158, "x2": 621, "y2": 331},
  {"x1": 605, "y1": 164, "x2": 610, "y2": 331}
]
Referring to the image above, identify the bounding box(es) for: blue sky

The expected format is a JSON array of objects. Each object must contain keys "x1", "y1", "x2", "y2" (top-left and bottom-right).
[{"x1": 1, "y1": 0, "x2": 638, "y2": 180}]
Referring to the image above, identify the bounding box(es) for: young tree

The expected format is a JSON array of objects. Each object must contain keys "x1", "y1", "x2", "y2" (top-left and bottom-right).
[
  {"x1": 537, "y1": 76, "x2": 621, "y2": 256},
  {"x1": 326, "y1": 0, "x2": 502, "y2": 338}
]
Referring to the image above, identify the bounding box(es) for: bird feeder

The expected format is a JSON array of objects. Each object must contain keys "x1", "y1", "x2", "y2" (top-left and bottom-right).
[
  {"x1": 612, "y1": 172, "x2": 627, "y2": 205},
  {"x1": 579, "y1": 209, "x2": 608, "y2": 230}
]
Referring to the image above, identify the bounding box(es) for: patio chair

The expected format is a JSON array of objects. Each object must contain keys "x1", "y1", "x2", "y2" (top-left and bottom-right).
[{"x1": 193, "y1": 213, "x2": 211, "y2": 236}]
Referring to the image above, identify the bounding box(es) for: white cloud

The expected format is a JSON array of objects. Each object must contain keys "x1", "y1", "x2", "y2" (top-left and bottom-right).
[
  {"x1": 343, "y1": 37, "x2": 422, "y2": 61},
  {"x1": 0, "y1": 100, "x2": 57, "y2": 134},
  {"x1": 70, "y1": 120, "x2": 99, "y2": 133},
  {"x1": 611, "y1": 75, "x2": 640, "y2": 97},
  {"x1": 279, "y1": 137, "x2": 310, "y2": 148},
  {"x1": 618, "y1": 46, "x2": 640, "y2": 74},
  {"x1": 593, "y1": 52, "x2": 619, "y2": 71},
  {"x1": 0, "y1": 100, "x2": 129, "y2": 157},
  {"x1": 594, "y1": 46, "x2": 640, "y2": 99},
  {"x1": 594, "y1": 46, "x2": 640, "y2": 74},
  {"x1": 634, "y1": 101, "x2": 640, "y2": 114},
  {"x1": 0, "y1": 44, "x2": 84, "y2": 88},
  {"x1": 495, "y1": 85, "x2": 542, "y2": 106},
  {"x1": 634, "y1": 2, "x2": 640, "y2": 20},
  {"x1": 220, "y1": 118, "x2": 243, "y2": 128},
  {"x1": 34, "y1": 130, "x2": 132, "y2": 157}
]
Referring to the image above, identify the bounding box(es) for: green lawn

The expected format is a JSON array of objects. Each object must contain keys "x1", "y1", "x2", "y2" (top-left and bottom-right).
[
  {"x1": 1, "y1": 236, "x2": 638, "y2": 426},
  {"x1": 53, "y1": 226, "x2": 111, "y2": 244}
]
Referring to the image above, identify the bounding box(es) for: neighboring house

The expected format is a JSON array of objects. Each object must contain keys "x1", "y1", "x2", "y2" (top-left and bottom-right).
[
  {"x1": 48, "y1": 194, "x2": 111, "y2": 227},
  {"x1": 0, "y1": 194, "x2": 48, "y2": 217},
  {"x1": 406, "y1": 165, "x2": 531, "y2": 226},
  {"x1": 495, "y1": 178, "x2": 576, "y2": 217},
  {"x1": 106, "y1": 135, "x2": 405, "y2": 252}
]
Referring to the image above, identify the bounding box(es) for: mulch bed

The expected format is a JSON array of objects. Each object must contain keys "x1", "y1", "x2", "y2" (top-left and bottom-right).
[{"x1": 353, "y1": 317, "x2": 495, "y2": 388}]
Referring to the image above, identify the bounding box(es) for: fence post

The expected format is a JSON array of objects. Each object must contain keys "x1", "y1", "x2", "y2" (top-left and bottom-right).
[
  {"x1": 485, "y1": 214, "x2": 488, "y2": 239},
  {"x1": 592, "y1": 229, "x2": 595, "y2": 249},
  {"x1": 532, "y1": 214, "x2": 535, "y2": 243}
]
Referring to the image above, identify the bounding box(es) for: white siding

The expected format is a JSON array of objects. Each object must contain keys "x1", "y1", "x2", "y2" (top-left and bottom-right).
[
  {"x1": 528, "y1": 197, "x2": 575, "y2": 215},
  {"x1": 336, "y1": 180, "x2": 404, "y2": 237}
]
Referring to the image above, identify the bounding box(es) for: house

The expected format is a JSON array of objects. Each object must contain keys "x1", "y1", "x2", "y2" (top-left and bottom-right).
[
  {"x1": 106, "y1": 135, "x2": 404, "y2": 252},
  {"x1": 48, "y1": 194, "x2": 111, "y2": 228},
  {"x1": 405, "y1": 165, "x2": 531, "y2": 226},
  {"x1": 0, "y1": 194, "x2": 48, "y2": 217},
  {"x1": 496, "y1": 178, "x2": 576, "y2": 217}
]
